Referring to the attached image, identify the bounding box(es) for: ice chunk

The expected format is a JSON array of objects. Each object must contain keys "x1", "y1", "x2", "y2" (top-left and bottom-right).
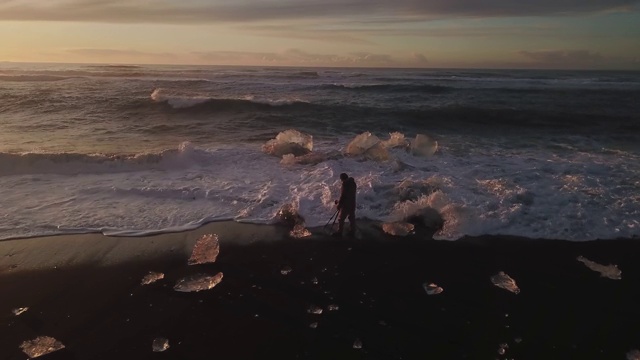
[
  {"x1": 381, "y1": 132, "x2": 409, "y2": 149},
  {"x1": 188, "y1": 234, "x2": 220, "y2": 265},
  {"x1": 289, "y1": 224, "x2": 312, "y2": 238},
  {"x1": 152, "y1": 337, "x2": 170, "y2": 352},
  {"x1": 262, "y1": 129, "x2": 313, "y2": 157},
  {"x1": 497, "y1": 343, "x2": 509, "y2": 355},
  {"x1": 309, "y1": 322, "x2": 318, "y2": 329},
  {"x1": 276, "y1": 203, "x2": 305, "y2": 227},
  {"x1": 327, "y1": 304, "x2": 339, "y2": 311},
  {"x1": 280, "y1": 153, "x2": 296, "y2": 165},
  {"x1": 20, "y1": 336, "x2": 65, "y2": 358},
  {"x1": 281, "y1": 266, "x2": 293, "y2": 275},
  {"x1": 363, "y1": 142, "x2": 391, "y2": 161},
  {"x1": 174, "y1": 272, "x2": 223, "y2": 292},
  {"x1": 353, "y1": 338, "x2": 363, "y2": 349},
  {"x1": 423, "y1": 282, "x2": 444, "y2": 295},
  {"x1": 382, "y1": 222, "x2": 415, "y2": 236},
  {"x1": 307, "y1": 305, "x2": 323, "y2": 315},
  {"x1": 577, "y1": 256, "x2": 622, "y2": 280},
  {"x1": 141, "y1": 271, "x2": 164, "y2": 285},
  {"x1": 491, "y1": 272, "x2": 520, "y2": 294},
  {"x1": 345, "y1": 132, "x2": 381, "y2": 156},
  {"x1": 627, "y1": 349, "x2": 640, "y2": 360},
  {"x1": 12, "y1": 307, "x2": 28, "y2": 316},
  {"x1": 410, "y1": 134, "x2": 438, "y2": 157},
  {"x1": 281, "y1": 151, "x2": 334, "y2": 166}
]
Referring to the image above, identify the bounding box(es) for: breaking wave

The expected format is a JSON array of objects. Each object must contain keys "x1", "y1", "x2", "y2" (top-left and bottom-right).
[
  {"x1": 150, "y1": 88, "x2": 309, "y2": 110},
  {"x1": 321, "y1": 83, "x2": 451, "y2": 93},
  {"x1": 0, "y1": 142, "x2": 210, "y2": 176}
]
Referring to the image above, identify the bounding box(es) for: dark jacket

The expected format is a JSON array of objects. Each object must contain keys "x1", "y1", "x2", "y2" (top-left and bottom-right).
[{"x1": 338, "y1": 177, "x2": 357, "y2": 210}]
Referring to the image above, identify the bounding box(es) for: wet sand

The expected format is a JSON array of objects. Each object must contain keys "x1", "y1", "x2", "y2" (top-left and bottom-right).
[{"x1": 1, "y1": 221, "x2": 639, "y2": 359}]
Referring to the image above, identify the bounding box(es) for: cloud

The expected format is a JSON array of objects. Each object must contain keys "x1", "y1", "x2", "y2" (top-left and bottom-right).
[
  {"x1": 67, "y1": 48, "x2": 177, "y2": 58},
  {"x1": 517, "y1": 49, "x2": 607, "y2": 68},
  {"x1": 63, "y1": 48, "x2": 180, "y2": 64},
  {"x1": 193, "y1": 48, "x2": 412, "y2": 67},
  {"x1": 0, "y1": 0, "x2": 637, "y2": 24},
  {"x1": 413, "y1": 53, "x2": 428, "y2": 64}
]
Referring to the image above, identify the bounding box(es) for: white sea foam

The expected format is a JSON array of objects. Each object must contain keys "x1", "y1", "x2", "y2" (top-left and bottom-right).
[
  {"x1": 151, "y1": 88, "x2": 210, "y2": 108},
  {"x1": 0, "y1": 131, "x2": 638, "y2": 241}
]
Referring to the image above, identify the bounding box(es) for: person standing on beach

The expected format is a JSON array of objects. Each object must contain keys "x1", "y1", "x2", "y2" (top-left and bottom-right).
[{"x1": 333, "y1": 173, "x2": 357, "y2": 237}]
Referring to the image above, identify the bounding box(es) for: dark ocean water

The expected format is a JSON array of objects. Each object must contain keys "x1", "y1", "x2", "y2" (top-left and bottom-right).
[{"x1": 1, "y1": 63, "x2": 639, "y2": 240}]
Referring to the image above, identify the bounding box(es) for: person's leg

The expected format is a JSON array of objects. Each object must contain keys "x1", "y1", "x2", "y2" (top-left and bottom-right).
[
  {"x1": 334, "y1": 210, "x2": 346, "y2": 236},
  {"x1": 348, "y1": 208, "x2": 356, "y2": 236}
]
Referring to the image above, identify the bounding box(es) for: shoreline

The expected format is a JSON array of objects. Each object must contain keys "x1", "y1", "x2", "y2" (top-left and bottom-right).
[
  {"x1": 1, "y1": 217, "x2": 637, "y2": 244},
  {"x1": 1, "y1": 221, "x2": 639, "y2": 359}
]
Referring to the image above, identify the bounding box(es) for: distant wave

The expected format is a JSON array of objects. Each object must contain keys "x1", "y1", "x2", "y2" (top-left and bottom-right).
[
  {"x1": 0, "y1": 143, "x2": 211, "y2": 176},
  {"x1": 321, "y1": 83, "x2": 451, "y2": 93},
  {"x1": 150, "y1": 88, "x2": 310, "y2": 110},
  {"x1": 85, "y1": 64, "x2": 144, "y2": 70},
  {"x1": 0, "y1": 75, "x2": 79, "y2": 82}
]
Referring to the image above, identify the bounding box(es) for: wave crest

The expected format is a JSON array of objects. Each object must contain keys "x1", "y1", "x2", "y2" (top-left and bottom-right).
[
  {"x1": 150, "y1": 88, "x2": 309, "y2": 110},
  {"x1": 0, "y1": 142, "x2": 207, "y2": 176}
]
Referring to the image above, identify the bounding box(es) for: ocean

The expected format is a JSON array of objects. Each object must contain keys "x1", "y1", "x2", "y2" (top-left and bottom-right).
[{"x1": 1, "y1": 62, "x2": 639, "y2": 241}]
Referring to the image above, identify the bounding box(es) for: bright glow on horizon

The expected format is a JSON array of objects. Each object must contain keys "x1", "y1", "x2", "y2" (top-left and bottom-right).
[{"x1": 0, "y1": 0, "x2": 639, "y2": 69}]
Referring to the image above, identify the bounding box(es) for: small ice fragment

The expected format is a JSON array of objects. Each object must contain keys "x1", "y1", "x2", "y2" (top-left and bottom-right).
[
  {"x1": 309, "y1": 322, "x2": 318, "y2": 329},
  {"x1": 498, "y1": 343, "x2": 509, "y2": 355},
  {"x1": 289, "y1": 224, "x2": 312, "y2": 238},
  {"x1": 491, "y1": 272, "x2": 520, "y2": 294},
  {"x1": 577, "y1": 256, "x2": 622, "y2": 280},
  {"x1": 141, "y1": 271, "x2": 164, "y2": 285},
  {"x1": 152, "y1": 337, "x2": 170, "y2": 352},
  {"x1": 627, "y1": 349, "x2": 640, "y2": 360},
  {"x1": 327, "y1": 304, "x2": 339, "y2": 311},
  {"x1": 311, "y1": 277, "x2": 319, "y2": 285},
  {"x1": 20, "y1": 336, "x2": 65, "y2": 358},
  {"x1": 423, "y1": 282, "x2": 444, "y2": 295},
  {"x1": 12, "y1": 307, "x2": 28, "y2": 316},
  {"x1": 188, "y1": 234, "x2": 220, "y2": 265},
  {"x1": 514, "y1": 337, "x2": 522, "y2": 344},
  {"x1": 307, "y1": 305, "x2": 323, "y2": 315},
  {"x1": 353, "y1": 338, "x2": 363, "y2": 349},
  {"x1": 382, "y1": 222, "x2": 415, "y2": 236},
  {"x1": 281, "y1": 266, "x2": 292, "y2": 275},
  {"x1": 174, "y1": 272, "x2": 223, "y2": 292}
]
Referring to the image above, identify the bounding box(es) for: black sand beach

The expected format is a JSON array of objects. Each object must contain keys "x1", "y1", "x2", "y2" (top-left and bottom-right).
[{"x1": 1, "y1": 221, "x2": 639, "y2": 360}]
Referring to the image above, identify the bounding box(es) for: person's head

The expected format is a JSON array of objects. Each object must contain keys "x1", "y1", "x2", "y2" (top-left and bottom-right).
[{"x1": 339, "y1": 173, "x2": 348, "y2": 182}]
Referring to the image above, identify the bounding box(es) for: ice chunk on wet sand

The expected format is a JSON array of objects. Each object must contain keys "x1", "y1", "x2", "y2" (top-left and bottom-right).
[
  {"x1": 382, "y1": 222, "x2": 415, "y2": 236},
  {"x1": 174, "y1": 272, "x2": 223, "y2": 292},
  {"x1": 188, "y1": 234, "x2": 220, "y2": 265},
  {"x1": 20, "y1": 336, "x2": 65, "y2": 358},
  {"x1": 12, "y1": 307, "x2": 28, "y2": 316},
  {"x1": 152, "y1": 337, "x2": 170, "y2": 352},
  {"x1": 353, "y1": 338, "x2": 363, "y2": 349},
  {"x1": 491, "y1": 272, "x2": 520, "y2": 294},
  {"x1": 289, "y1": 224, "x2": 312, "y2": 238},
  {"x1": 577, "y1": 256, "x2": 622, "y2": 280},
  {"x1": 141, "y1": 271, "x2": 164, "y2": 285},
  {"x1": 423, "y1": 283, "x2": 444, "y2": 295}
]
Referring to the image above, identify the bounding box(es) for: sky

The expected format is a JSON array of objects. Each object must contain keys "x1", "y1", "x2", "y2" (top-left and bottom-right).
[{"x1": 0, "y1": 0, "x2": 639, "y2": 69}]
